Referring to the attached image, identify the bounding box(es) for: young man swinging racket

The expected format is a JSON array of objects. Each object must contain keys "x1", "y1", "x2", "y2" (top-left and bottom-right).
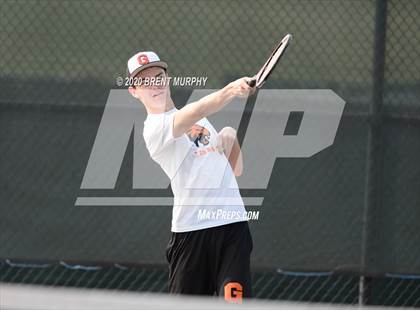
[{"x1": 127, "y1": 51, "x2": 255, "y2": 303}]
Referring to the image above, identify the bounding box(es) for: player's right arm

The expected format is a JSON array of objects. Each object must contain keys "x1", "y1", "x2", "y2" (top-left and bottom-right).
[{"x1": 172, "y1": 77, "x2": 254, "y2": 138}]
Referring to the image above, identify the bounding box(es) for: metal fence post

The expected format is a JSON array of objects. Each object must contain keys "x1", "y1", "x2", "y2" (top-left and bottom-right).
[{"x1": 360, "y1": 0, "x2": 388, "y2": 305}]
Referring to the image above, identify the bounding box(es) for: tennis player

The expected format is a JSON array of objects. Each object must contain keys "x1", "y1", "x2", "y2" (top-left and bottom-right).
[{"x1": 127, "y1": 51, "x2": 254, "y2": 303}]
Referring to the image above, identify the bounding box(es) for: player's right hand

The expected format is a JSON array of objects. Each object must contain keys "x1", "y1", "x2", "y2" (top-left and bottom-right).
[{"x1": 227, "y1": 77, "x2": 256, "y2": 98}]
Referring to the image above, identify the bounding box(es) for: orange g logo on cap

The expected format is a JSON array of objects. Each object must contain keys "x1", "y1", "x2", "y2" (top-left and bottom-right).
[
  {"x1": 137, "y1": 54, "x2": 150, "y2": 65},
  {"x1": 127, "y1": 51, "x2": 168, "y2": 79}
]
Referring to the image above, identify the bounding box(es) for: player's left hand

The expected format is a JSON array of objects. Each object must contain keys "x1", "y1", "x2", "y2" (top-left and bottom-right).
[{"x1": 217, "y1": 127, "x2": 237, "y2": 155}]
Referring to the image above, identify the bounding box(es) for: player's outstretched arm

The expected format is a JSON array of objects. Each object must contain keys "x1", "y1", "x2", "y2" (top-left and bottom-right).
[{"x1": 172, "y1": 77, "x2": 254, "y2": 138}]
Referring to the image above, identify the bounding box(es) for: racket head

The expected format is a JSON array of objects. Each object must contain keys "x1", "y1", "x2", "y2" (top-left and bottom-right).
[{"x1": 254, "y1": 33, "x2": 292, "y2": 88}]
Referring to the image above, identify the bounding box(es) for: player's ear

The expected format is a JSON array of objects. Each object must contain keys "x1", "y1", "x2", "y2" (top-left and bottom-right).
[{"x1": 128, "y1": 86, "x2": 138, "y2": 98}]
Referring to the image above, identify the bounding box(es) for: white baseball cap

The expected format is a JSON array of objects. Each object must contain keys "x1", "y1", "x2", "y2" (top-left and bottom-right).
[{"x1": 127, "y1": 51, "x2": 168, "y2": 78}]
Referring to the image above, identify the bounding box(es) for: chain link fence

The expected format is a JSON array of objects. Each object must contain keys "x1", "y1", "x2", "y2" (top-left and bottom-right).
[
  {"x1": 1, "y1": 260, "x2": 420, "y2": 306},
  {"x1": 1, "y1": 0, "x2": 419, "y2": 307}
]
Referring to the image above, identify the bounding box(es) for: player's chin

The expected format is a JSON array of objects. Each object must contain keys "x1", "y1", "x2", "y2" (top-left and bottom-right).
[{"x1": 148, "y1": 100, "x2": 166, "y2": 109}]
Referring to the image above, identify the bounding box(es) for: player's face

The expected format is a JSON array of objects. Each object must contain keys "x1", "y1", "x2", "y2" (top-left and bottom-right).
[{"x1": 130, "y1": 67, "x2": 170, "y2": 113}]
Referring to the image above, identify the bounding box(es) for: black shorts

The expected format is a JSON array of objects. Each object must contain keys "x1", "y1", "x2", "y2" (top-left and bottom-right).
[{"x1": 165, "y1": 221, "x2": 253, "y2": 303}]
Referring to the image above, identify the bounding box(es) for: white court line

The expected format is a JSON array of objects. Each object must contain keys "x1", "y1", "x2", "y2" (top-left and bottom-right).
[{"x1": 0, "y1": 283, "x2": 383, "y2": 310}]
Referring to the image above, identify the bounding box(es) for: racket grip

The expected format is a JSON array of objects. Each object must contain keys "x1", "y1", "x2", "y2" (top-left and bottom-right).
[{"x1": 247, "y1": 78, "x2": 256, "y2": 88}]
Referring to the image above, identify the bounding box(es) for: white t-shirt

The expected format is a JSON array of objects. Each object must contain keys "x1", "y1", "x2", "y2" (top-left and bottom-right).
[{"x1": 143, "y1": 108, "x2": 247, "y2": 232}]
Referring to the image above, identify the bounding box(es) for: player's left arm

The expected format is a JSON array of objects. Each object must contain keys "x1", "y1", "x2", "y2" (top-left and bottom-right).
[{"x1": 217, "y1": 127, "x2": 243, "y2": 177}]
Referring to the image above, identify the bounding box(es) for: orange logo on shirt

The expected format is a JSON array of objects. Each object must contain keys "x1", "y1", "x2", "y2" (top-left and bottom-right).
[
  {"x1": 224, "y1": 282, "x2": 243, "y2": 304},
  {"x1": 187, "y1": 124, "x2": 210, "y2": 147},
  {"x1": 193, "y1": 146, "x2": 219, "y2": 157}
]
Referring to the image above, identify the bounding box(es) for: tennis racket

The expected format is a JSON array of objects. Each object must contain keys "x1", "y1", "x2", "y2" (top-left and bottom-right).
[{"x1": 247, "y1": 33, "x2": 292, "y2": 88}]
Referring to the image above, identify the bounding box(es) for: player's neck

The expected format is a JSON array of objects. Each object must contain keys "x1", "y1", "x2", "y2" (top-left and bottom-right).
[{"x1": 146, "y1": 98, "x2": 175, "y2": 114}]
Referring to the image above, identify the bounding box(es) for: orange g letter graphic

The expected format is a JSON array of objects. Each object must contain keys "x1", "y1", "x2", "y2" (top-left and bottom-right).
[{"x1": 224, "y1": 282, "x2": 243, "y2": 304}]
